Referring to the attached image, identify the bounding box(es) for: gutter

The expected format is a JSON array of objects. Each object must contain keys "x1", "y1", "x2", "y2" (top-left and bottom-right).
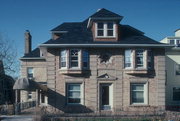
[
  {"x1": 20, "y1": 57, "x2": 46, "y2": 60},
  {"x1": 39, "y1": 44, "x2": 173, "y2": 48}
]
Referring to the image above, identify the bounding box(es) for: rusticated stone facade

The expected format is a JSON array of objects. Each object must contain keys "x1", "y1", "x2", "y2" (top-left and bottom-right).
[{"x1": 31, "y1": 47, "x2": 165, "y2": 114}]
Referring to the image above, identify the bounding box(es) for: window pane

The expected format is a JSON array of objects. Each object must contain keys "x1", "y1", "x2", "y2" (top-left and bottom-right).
[
  {"x1": 27, "y1": 68, "x2": 33, "y2": 78},
  {"x1": 136, "y1": 49, "x2": 144, "y2": 68},
  {"x1": 98, "y1": 30, "x2": 104, "y2": 36},
  {"x1": 68, "y1": 91, "x2": 80, "y2": 98},
  {"x1": 173, "y1": 87, "x2": 180, "y2": 101},
  {"x1": 132, "y1": 85, "x2": 144, "y2": 90},
  {"x1": 97, "y1": 23, "x2": 103, "y2": 29},
  {"x1": 132, "y1": 91, "x2": 144, "y2": 103},
  {"x1": 83, "y1": 50, "x2": 89, "y2": 68},
  {"x1": 176, "y1": 64, "x2": 180, "y2": 75},
  {"x1": 107, "y1": 30, "x2": 113, "y2": 36},
  {"x1": 69, "y1": 85, "x2": 80, "y2": 90},
  {"x1": 125, "y1": 50, "x2": 132, "y2": 68},
  {"x1": 170, "y1": 40, "x2": 175, "y2": 44},
  {"x1": 107, "y1": 23, "x2": 113, "y2": 29},
  {"x1": 68, "y1": 98, "x2": 80, "y2": 103}
]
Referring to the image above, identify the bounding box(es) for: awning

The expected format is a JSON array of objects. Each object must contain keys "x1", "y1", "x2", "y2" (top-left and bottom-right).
[{"x1": 13, "y1": 78, "x2": 47, "y2": 91}]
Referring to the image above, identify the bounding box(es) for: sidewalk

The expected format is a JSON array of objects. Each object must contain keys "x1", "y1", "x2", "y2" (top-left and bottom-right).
[{"x1": 0, "y1": 115, "x2": 33, "y2": 121}]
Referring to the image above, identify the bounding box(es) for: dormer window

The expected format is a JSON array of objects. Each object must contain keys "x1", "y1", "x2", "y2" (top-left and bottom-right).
[{"x1": 95, "y1": 22, "x2": 116, "y2": 38}]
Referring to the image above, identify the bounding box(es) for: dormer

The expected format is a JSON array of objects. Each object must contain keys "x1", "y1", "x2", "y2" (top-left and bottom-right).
[{"x1": 87, "y1": 8, "x2": 123, "y2": 42}]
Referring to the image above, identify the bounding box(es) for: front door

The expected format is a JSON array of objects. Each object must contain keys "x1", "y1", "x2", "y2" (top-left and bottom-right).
[{"x1": 100, "y1": 83, "x2": 113, "y2": 110}]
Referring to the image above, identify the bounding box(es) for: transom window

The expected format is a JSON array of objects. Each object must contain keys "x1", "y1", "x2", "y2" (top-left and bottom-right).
[
  {"x1": 173, "y1": 87, "x2": 180, "y2": 101},
  {"x1": 27, "y1": 67, "x2": 33, "y2": 79},
  {"x1": 67, "y1": 83, "x2": 82, "y2": 104},
  {"x1": 131, "y1": 83, "x2": 148, "y2": 104},
  {"x1": 96, "y1": 22, "x2": 115, "y2": 37}
]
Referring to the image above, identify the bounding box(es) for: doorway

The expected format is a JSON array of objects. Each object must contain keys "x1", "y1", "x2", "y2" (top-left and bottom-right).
[{"x1": 100, "y1": 83, "x2": 113, "y2": 110}]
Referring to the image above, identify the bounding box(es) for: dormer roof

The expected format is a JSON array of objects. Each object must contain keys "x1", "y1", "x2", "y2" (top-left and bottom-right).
[{"x1": 87, "y1": 8, "x2": 123, "y2": 28}]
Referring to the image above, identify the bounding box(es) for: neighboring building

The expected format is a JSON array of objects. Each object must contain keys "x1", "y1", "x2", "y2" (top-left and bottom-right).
[
  {"x1": 161, "y1": 29, "x2": 180, "y2": 109},
  {"x1": 20, "y1": 8, "x2": 170, "y2": 114},
  {"x1": 0, "y1": 60, "x2": 15, "y2": 104}
]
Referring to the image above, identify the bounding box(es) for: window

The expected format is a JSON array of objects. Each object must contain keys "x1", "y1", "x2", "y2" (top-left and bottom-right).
[
  {"x1": 60, "y1": 50, "x2": 67, "y2": 68},
  {"x1": 67, "y1": 83, "x2": 82, "y2": 104},
  {"x1": 96, "y1": 22, "x2": 115, "y2": 37},
  {"x1": 124, "y1": 49, "x2": 150, "y2": 70},
  {"x1": 59, "y1": 49, "x2": 89, "y2": 70},
  {"x1": 169, "y1": 40, "x2": 175, "y2": 44},
  {"x1": 131, "y1": 83, "x2": 148, "y2": 104},
  {"x1": 173, "y1": 87, "x2": 180, "y2": 101},
  {"x1": 83, "y1": 50, "x2": 89, "y2": 68},
  {"x1": 70, "y1": 49, "x2": 80, "y2": 68},
  {"x1": 136, "y1": 49, "x2": 144, "y2": 68},
  {"x1": 147, "y1": 50, "x2": 153, "y2": 69},
  {"x1": 175, "y1": 64, "x2": 180, "y2": 75},
  {"x1": 27, "y1": 67, "x2": 33, "y2": 79},
  {"x1": 28, "y1": 91, "x2": 32, "y2": 100},
  {"x1": 125, "y1": 50, "x2": 133, "y2": 68}
]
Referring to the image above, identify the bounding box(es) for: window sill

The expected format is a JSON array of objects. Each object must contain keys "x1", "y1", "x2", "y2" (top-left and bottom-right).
[
  {"x1": 59, "y1": 68, "x2": 89, "y2": 74},
  {"x1": 124, "y1": 68, "x2": 148, "y2": 74},
  {"x1": 130, "y1": 104, "x2": 149, "y2": 107},
  {"x1": 95, "y1": 36, "x2": 116, "y2": 38}
]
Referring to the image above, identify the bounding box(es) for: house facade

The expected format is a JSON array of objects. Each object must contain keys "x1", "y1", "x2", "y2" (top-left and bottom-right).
[
  {"x1": 20, "y1": 8, "x2": 169, "y2": 114},
  {"x1": 161, "y1": 29, "x2": 180, "y2": 109}
]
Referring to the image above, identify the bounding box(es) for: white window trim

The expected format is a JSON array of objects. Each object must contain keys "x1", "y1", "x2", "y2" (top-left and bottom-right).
[
  {"x1": 95, "y1": 22, "x2": 116, "y2": 38},
  {"x1": 66, "y1": 83, "x2": 83, "y2": 105},
  {"x1": 130, "y1": 82, "x2": 148, "y2": 105}
]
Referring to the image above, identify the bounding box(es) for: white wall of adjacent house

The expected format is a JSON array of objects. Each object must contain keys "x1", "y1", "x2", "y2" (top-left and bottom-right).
[
  {"x1": 166, "y1": 51, "x2": 180, "y2": 105},
  {"x1": 175, "y1": 29, "x2": 180, "y2": 37}
]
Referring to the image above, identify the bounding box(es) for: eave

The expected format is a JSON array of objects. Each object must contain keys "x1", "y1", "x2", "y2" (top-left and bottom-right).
[{"x1": 39, "y1": 44, "x2": 173, "y2": 48}]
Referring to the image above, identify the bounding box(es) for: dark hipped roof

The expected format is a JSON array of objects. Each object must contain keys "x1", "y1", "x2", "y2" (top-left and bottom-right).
[{"x1": 22, "y1": 8, "x2": 168, "y2": 59}]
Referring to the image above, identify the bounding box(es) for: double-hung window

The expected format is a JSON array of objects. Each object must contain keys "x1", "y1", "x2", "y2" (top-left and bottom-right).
[
  {"x1": 67, "y1": 83, "x2": 82, "y2": 104},
  {"x1": 125, "y1": 49, "x2": 133, "y2": 68},
  {"x1": 60, "y1": 50, "x2": 67, "y2": 68},
  {"x1": 82, "y1": 50, "x2": 89, "y2": 68},
  {"x1": 70, "y1": 49, "x2": 80, "y2": 68},
  {"x1": 27, "y1": 67, "x2": 33, "y2": 79},
  {"x1": 96, "y1": 22, "x2": 115, "y2": 37},
  {"x1": 131, "y1": 83, "x2": 148, "y2": 104},
  {"x1": 136, "y1": 49, "x2": 144, "y2": 68}
]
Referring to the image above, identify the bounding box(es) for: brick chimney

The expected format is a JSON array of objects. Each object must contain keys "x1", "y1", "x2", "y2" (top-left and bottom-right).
[{"x1": 24, "y1": 30, "x2": 32, "y2": 55}]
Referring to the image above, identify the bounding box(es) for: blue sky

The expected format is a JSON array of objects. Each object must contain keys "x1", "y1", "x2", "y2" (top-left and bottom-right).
[{"x1": 0, "y1": 0, "x2": 180, "y2": 59}]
